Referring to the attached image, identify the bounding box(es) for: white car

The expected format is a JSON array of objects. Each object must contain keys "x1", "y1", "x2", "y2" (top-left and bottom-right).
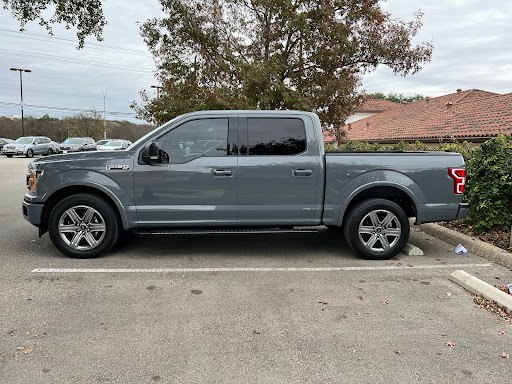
[{"x1": 96, "y1": 140, "x2": 132, "y2": 151}]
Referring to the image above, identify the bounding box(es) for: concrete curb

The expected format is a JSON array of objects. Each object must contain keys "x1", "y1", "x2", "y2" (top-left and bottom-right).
[
  {"x1": 450, "y1": 270, "x2": 512, "y2": 313},
  {"x1": 418, "y1": 223, "x2": 512, "y2": 269}
]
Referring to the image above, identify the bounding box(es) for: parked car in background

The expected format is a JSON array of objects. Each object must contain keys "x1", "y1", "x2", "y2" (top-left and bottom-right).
[
  {"x1": 0, "y1": 138, "x2": 14, "y2": 152},
  {"x1": 59, "y1": 137, "x2": 96, "y2": 153},
  {"x1": 95, "y1": 139, "x2": 110, "y2": 150},
  {"x1": 2, "y1": 136, "x2": 54, "y2": 158},
  {"x1": 46, "y1": 141, "x2": 61, "y2": 156},
  {"x1": 96, "y1": 139, "x2": 132, "y2": 151}
]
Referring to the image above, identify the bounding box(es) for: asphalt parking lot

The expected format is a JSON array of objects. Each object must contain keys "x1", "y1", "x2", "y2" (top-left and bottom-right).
[{"x1": 0, "y1": 155, "x2": 511, "y2": 383}]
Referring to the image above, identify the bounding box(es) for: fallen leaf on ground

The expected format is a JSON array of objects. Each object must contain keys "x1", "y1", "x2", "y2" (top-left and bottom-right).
[
  {"x1": 498, "y1": 330, "x2": 507, "y2": 336},
  {"x1": 445, "y1": 341, "x2": 455, "y2": 348},
  {"x1": 407, "y1": 264, "x2": 413, "y2": 267},
  {"x1": 497, "y1": 352, "x2": 510, "y2": 359},
  {"x1": 23, "y1": 349, "x2": 33, "y2": 354},
  {"x1": 396, "y1": 262, "x2": 403, "y2": 267},
  {"x1": 394, "y1": 350, "x2": 402, "y2": 355},
  {"x1": 13, "y1": 352, "x2": 18, "y2": 358},
  {"x1": 354, "y1": 312, "x2": 361, "y2": 315},
  {"x1": 210, "y1": 272, "x2": 217, "y2": 275},
  {"x1": 359, "y1": 296, "x2": 365, "y2": 301},
  {"x1": 16, "y1": 347, "x2": 24, "y2": 350},
  {"x1": 308, "y1": 260, "x2": 313, "y2": 263},
  {"x1": 350, "y1": 284, "x2": 358, "y2": 288},
  {"x1": 380, "y1": 301, "x2": 389, "y2": 305},
  {"x1": 253, "y1": 329, "x2": 261, "y2": 334},
  {"x1": 319, "y1": 301, "x2": 328, "y2": 304}
]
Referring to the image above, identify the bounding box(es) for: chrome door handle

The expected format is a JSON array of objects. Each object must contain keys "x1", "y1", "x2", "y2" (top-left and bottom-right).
[
  {"x1": 293, "y1": 169, "x2": 313, "y2": 177},
  {"x1": 213, "y1": 169, "x2": 232, "y2": 176}
]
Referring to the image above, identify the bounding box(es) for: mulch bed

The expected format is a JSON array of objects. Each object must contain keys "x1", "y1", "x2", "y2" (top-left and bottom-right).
[
  {"x1": 470, "y1": 285, "x2": 512, "y2": 323},
  {"x1": 437, "y1": 220, "x2": 512, "y2": 252}
]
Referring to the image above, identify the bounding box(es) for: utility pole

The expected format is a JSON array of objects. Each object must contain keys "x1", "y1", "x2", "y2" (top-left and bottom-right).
[
  {"x1": 151, "y1": 85, "x2": 162, "y2": 99},
  {"x1": 10, "y1": 68, "x2": 31, "y2": 136},
  {"x1": 101, "y1": 89, "x2": 108, "y2": 140}
]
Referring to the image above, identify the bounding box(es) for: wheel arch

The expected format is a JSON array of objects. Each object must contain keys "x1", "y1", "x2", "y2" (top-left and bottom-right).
[
  {"x1": 39, "y1": 185, "x2": 128, "y2": 235},
  {"x1": 337, "y1": 184, "x2": 418, "y2": 227}
]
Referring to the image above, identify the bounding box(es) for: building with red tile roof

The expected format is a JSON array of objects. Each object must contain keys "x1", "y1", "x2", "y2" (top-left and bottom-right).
[{"x1": 323, "y1": 89, "x2": 512, "y2": 144}]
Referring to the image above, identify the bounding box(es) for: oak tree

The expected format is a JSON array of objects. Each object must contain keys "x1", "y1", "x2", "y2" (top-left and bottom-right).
[
  {"x1": 133, "y1": 0, "x2": 433, "y2": 143},
  {"x1": 2, "y1": 0, "x2": 106, "y2": 48}
]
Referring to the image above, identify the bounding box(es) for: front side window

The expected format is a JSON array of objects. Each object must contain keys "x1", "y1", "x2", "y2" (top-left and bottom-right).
[
  {"x1": 247, "y1": 118, "x2": 306, "y2": 155},
  {"x1": 157, "y1": 118, "x2": 229, "y2": 164}
]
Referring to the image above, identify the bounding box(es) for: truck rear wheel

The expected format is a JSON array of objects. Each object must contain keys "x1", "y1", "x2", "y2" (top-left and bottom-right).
[
  {"x1": 48, "y1": 194, "x2": 120, "y2": 258},
  {"x1": 343, "y1": 199, "x2": 409, "y2": 260}
]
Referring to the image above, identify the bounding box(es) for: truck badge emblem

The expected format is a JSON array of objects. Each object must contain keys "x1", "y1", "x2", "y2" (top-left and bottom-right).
[{"x1": 106, "y1": 165, "x2": 129, "y2": 170}]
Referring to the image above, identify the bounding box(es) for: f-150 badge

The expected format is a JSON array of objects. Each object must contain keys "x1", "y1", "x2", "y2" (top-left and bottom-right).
[{"x1": 106, "y1": 165, "x2": 129, "y2": 170}]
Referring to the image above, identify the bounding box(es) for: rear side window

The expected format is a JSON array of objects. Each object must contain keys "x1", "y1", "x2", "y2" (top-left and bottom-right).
[{"x1": 247, "y1": 118, "x2": 306, "y2": 155}]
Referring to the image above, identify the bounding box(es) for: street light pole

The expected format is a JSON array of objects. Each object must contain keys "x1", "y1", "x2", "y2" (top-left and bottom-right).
[
  {"x1": 101, "y1": 89, "x2": 108, "y2": 140},
  {"x1": 151, "y1": 85, "x2": 162, "y2": 99},
  {"x1": 10, "y1": 68, "x2": 31, "y2": 136}
]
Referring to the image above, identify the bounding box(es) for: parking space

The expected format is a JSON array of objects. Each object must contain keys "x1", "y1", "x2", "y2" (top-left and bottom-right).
[{"x1": 1, "y1": 156, "x2": 511, "y2": 383}]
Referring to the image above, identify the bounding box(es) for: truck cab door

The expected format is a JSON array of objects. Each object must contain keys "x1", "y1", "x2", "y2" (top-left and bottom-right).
[
  {"x1": 133, "y1": 116, "x2": 238, "y2": 227},
  {"x1": 237, "y1": 115, "x2": 322, "y2": 226}
]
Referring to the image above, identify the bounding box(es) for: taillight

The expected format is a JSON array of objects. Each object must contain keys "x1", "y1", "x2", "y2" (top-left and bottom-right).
[{"x1": 449, "y1": 168, "x2": 466, "y2": 194}]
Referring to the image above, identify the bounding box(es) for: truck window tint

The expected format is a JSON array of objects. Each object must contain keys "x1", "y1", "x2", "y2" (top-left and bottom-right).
[
  {"x1": 157, "y1": 118, "x2": 229, "y2": 164},
  {"x1": 248, "y1": 118, "x2": 306, "y2": 155}
]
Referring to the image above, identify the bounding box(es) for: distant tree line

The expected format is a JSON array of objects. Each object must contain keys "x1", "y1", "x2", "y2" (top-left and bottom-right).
[
  {"x1": 367, "y1": 92, "x2": 426, "y2": 104},
  {"x1": 0, "y1": 111, "x2": 155, "y2": 143}
]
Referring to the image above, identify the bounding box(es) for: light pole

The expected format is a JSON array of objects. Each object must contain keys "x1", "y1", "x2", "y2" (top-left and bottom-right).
[
  {"x1": 151, "y1": 85, "x2": 162, "y2": 99},
  {"x1": 101, "y1": 88, "x2": 108, "y2": 140},
  {"x1": 10, "y1": 68, "x2": 31, "y2": 136}
]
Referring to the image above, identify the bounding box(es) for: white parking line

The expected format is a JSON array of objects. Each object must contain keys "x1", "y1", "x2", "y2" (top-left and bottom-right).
[{"x1": 32, "y1": 264, "x2": 492, "y2": 273}]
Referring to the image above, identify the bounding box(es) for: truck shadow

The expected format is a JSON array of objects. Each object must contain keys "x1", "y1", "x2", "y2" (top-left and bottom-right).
[{"x1": 110, "y1": 227, "x2": 357, "y2": 261}]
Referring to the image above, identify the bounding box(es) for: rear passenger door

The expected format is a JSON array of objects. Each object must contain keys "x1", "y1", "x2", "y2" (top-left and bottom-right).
[{"x1": 237, "y1": 114, "x2": 322, "y2": 226}]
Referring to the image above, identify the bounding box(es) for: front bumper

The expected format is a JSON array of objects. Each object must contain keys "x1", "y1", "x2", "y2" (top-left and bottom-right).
[
  {"x1": 22, "y1": 197, "x2": 44, "y2": 226},
  {"x1": 3, "y1": 150, "x2": 25, "y2": 155}
]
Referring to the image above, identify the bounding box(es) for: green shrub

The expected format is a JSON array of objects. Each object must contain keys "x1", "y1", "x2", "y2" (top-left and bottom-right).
[
  {"x1": 387, "y1": 140, "x2": 430, "y2": 151},
  {"x1": 465, "y1": 134, "x2": 512, "y2": 232}
]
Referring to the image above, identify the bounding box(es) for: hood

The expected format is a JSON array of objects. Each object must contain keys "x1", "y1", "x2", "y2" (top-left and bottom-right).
[{"x1": 30, "y1": 149, "x2": 132, "y2": 166}]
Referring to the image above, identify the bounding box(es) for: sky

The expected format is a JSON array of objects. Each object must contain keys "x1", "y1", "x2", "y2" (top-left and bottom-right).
[{"x1": 0, "y1": 0, "x2": 511, "y2": 124}]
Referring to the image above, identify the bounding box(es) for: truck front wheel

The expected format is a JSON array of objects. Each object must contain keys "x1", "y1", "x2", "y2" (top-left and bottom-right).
[
  {"x1": 343, "y1": 199, "x2": 409, "y2": 260},
  {"x1": 48, "y1": 194, "x2": 120, "y2": 258}
]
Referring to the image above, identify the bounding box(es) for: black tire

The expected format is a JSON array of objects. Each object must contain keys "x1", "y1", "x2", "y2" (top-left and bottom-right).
[
  {"x1": 47, "y1": 148, "x2": 53, "y2": 156},
  {"x1": 48, "y1": 194, "x2": 121, "y2": 258},
  {"x1": 343, "y1": 198, "x2": 409, "y2": 260},
  {"x1": 6, "y1": 154, "x2": 13, "y2": 158},
  {"x1": 26, "y1": 149, "x2": 34, "y2": 158}
]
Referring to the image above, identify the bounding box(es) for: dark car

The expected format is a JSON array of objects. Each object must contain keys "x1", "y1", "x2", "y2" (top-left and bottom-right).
[
  {"x1": 59, "y1": 137, "x2": 96, "y2": 153},
  {"x1": 0, "y1": 138, "x2": 14, "y2": 152}
]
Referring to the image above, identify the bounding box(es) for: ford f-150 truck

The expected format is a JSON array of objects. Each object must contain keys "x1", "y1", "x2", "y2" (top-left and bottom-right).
[{"x1": 22, "y1": 110, "x2": 468, "y2": 259}]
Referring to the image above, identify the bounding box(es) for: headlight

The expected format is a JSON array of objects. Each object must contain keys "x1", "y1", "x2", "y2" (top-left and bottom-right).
[{"x1": 27, "y1": 168, "x2": 44, "y2": 193}]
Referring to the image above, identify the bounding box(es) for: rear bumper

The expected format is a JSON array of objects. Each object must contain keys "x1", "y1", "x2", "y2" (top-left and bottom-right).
[
  {"x1": 22, "y1": 198, "x2": 44, "y2": 226},
  {"x1": 456, "y1": 203, "x2": 469, "y2": 220},
  {"x1": 417, "y1": 202, "x2": 469, "y2": 224}
]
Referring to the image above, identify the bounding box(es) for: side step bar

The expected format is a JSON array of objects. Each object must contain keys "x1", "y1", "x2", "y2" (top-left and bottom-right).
[{"x1": 135, "y1": 228, "x2": 319, "y2": 236}]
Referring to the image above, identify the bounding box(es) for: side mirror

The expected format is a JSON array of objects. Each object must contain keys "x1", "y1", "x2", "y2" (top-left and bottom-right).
[{"x1": 141, "y1": 142, "x2": 160, "y2": 164}]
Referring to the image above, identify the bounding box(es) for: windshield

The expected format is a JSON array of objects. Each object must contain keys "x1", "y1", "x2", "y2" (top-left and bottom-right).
[
  {"x1": 97, "y1": 140, "x2": 108, "y2": 145},
  {"x1": 62, "y1": 138, "x2": 84, "y2": 145},
  {"x1": 105, "y1": 141, "x2": 122, "y2": 147},
  {"x1": 14, "y1": 137, "x2": 34, "y2": 144}
]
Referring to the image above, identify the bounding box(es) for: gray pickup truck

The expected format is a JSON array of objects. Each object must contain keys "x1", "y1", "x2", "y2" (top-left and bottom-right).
[{"x1": 22, "y1": 110, "x2": 468, "y2": 259}]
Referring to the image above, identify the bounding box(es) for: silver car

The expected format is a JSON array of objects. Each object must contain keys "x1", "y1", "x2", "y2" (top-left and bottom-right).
[
  {"x1": 2, "y1": 136, "x2": 53, "y2": 158},
  {"x1": 0, "y1": 138, "x2": 14, "y2": 152},
  {"x1": 97, "y1": 139, "x2": 132, "y2": 151}
]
